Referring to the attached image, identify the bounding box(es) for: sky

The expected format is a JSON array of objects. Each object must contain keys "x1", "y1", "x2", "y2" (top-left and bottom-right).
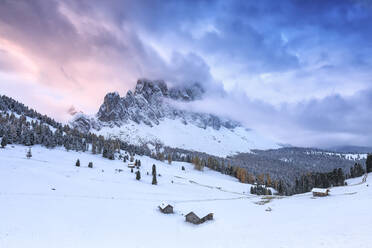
[{"x1": 0, "y1": 0, "x2": 372, "y2": 148}]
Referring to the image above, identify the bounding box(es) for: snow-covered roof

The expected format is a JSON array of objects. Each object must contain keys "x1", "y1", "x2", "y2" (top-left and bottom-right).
[
  {"x1": 159, "y1": 203, "x2": 172, "y2": 209},
  {"x1": 311, "y1": 188, "x2": 329, "y2": 193}
]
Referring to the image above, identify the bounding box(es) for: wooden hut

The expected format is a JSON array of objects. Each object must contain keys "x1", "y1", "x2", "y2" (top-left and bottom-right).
[
  {"x1": 159, "y1": 203, "x2": 173, "y2": 214},
  {"x1": 185, "y1": 212, "x2": 214, "y2": 224},
  {"x1": 311, "y1": 188, "x2": 330, "y2": 197},
  {"x1": 200, "y1": 213, "x2": 214, "y2": 222},
  {"x1": 127, "y1": 163, "x2": 135, "y2": 169},
  {"x1": 185, "y1": 212, "x2": 201, "y2": 224}
]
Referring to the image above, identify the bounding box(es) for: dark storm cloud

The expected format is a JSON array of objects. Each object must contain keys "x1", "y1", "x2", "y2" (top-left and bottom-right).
[{"x1": 0, "y1": 0, "x2": 372, "y2": 147}]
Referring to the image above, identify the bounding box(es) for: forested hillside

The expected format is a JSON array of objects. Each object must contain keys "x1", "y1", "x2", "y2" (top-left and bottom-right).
[{"x1": 0, "y1": 94, "x2": 368, "y2": 195}]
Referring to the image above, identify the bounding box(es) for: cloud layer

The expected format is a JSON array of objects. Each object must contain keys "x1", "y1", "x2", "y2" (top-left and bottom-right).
[{"x1": 0, "y1": 0, "x2": 372, "y2": 147}]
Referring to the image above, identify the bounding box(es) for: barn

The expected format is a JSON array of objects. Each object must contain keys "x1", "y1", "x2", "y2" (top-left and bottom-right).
[
  {"x1": 311, "y1": 188, "x2": 330, "y2": 197},
  {"x1": 185, "y1": 212, "x2": 201, "y2": 224},
  {"x1": 185, "y1": 212, "x2": 214, "y2": 224},
  {"x1": 158, "y1": 203, "x2": 173, "y2": 214},
  {"x1": 200, "y1": 213, "x2": 214, "y2": 222}
]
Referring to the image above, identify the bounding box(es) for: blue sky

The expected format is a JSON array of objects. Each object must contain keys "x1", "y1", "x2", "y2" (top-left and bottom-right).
[{"x1": 0, "y1": 0, "x2": 372, "y2": 147}]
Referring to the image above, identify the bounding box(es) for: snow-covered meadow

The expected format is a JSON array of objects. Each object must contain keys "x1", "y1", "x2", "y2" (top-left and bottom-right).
[{"x1": 0, "y1": 145, "x2": 371, "y2": 248}]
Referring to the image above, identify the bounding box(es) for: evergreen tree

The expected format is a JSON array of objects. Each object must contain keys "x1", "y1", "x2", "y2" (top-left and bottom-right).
[
  {"x1": 152, "y1": 172, "x2": 157, "y2": 185},
  {"x1": 88, "y1": 162, "x2": 93, "y2": 168},
  {"x1": 136, "y1": 170, "x2": 141, "y2": 180},
  {"x1": 366, "y1": 154, "x2": 372, "y2": 173},
  {"x1": 182, "y1": 166, "x2": 185, "y2": 171},
  {"x1": 152, "y1": 164, "x2": 156, "y2": 176},
  {"x1": 76, "y1": 159, "x2": 80, "y2": 167},
  {"x1": 1, "y1": 135, "x2": 7, "y2": 148}
]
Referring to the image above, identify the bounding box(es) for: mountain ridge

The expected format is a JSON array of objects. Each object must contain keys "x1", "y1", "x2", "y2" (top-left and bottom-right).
[{"x1": 70, "y1": 79, "x2": 279, "y2": 156}]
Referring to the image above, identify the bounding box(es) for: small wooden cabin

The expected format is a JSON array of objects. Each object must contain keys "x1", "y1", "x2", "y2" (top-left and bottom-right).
[
  {"x1": 185, "y1": 212, "x2": 201, "y2": 224},
  {"x1": 185, "y1": 212, "x2": 214, "y2": 224},
  {"x1": 311, "y1": 188, "x2": 330, "y2": 197},
  {"x1": 127, "y1": 163, "x2": 135, "y2": 169},
  {"x1": 159, "y1": 203, "x2": 173, "y2": 214}
]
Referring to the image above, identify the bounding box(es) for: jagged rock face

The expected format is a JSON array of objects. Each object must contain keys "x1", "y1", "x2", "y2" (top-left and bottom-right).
[
  {"x1": 97, "y1": 92, "x2": 124, "y2": 123},
  {"x1": 70, "y1": 113, "x2": 101, "y2": 133},
  {"x1": 74, "y1": 79, "x2": 239, "y2": 132}
]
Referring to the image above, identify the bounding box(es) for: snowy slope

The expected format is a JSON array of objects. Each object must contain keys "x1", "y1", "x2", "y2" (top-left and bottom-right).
[
  {"x1": 95, "y1": 119, "x2": 279, "y2": 156},
  {"x1": 1, "y1": 145, "x2": 371, "y2": 248}
]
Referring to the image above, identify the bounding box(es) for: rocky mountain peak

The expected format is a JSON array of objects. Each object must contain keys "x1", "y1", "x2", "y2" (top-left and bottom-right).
[
  {"x1": 133, "y1": 78, "x2": 204, "y2": 101},
  {"x1": 135, "y1": 79, "x2": 168, "y2": 99},
  {"x1": 74, "y1": 79, "x2": 239, "y2": 132},
  {"x1": 97, "y1": 92, "x2": 123, "y2": 122}
]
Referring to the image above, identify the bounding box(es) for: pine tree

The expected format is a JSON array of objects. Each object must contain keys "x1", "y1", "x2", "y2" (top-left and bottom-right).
[
  {"x1": 76, "y1": 159, "x2": 80, "y2": 167},
  {"x1": 1, "y1": 135, "x2": 7, "y2": 148},
  {"x1": 366, "y1": 154, "x2": 372, "y2": 173},
  {"x1": 152, "y1": 172, "x2": 157, "y2": 185},
  {"x1": 26, "y1": 148, "x2": 32, "y2": 159},
  {"x1": 152, "y1": 164, "x2": 156, "y2": 176},
  {"x1": 182, "y1": 166, "x2": 185, "y2": 171},
  {"x1": 88, "y1": 162, "x2": 93, "y2": 168},
  {"x1": 136, "y1": 170, "x2": 141, "y2": 180}
]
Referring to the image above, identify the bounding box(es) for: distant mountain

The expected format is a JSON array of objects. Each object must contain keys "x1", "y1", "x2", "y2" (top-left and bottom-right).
[
  {"x1": 70, "y1": 79, "x2": 279, "y2": 156},
  {"x1": 327, "y1": 145, "x2": 372, "y2": 153}
]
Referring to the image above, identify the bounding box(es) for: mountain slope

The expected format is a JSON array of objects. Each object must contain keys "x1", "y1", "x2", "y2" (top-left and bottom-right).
[
  {"x1": 1, "y1": 145, "x2": 371, "y2": 248},
  {"x1": 71, "y1": 79, "x2": 279, "y2": 156}
]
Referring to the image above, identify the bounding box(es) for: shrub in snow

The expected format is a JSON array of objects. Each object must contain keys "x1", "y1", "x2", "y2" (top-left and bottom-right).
[
  {"x1": 88, "y1": 162, "x2": 93, "y2": 168},
  {"x1": 76, "y1": 159, "x2": 80, "y2": 167},
  {"x1": 182, "y1": 166, "x2": 185, "y2": 171}
]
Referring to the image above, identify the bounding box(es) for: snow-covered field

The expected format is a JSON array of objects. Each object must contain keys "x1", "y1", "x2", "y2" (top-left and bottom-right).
[
  {"x1": 94, "y1": 119, "x2": 279, "y2": 157},
  {"x1": 1, "y1": 145, "x2": 371, "y2": 248}
]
